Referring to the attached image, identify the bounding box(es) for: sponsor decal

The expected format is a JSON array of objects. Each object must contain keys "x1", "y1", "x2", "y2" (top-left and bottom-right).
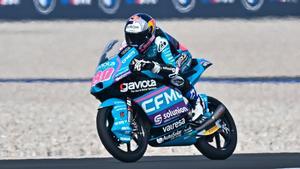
[
  {"x1": 176, "y1": 53, "x2": 188, "y2": 67},
  {"x1": 69, "y1": 0, "x2": 92, "y2": 5},
  {"x1": 156, "y1": 130, "x2": 182, "y2": 144},
  {"x1": 241, "y1": 0, "x2": 264, "y2": 11},
  {"x1": 156, "y1": 37, "x2": 168, "y2": 52},
  {"x1": 33, "y1": 0, "x2": 56, "y2": 15},
  {"x1": 172, "y1": 0, "x2": 196, "y2": 13},
  {"x1": 98, "y1": 0, "x2": 121, "y2": 14},
  {"x1": 153, "y1": 106, "x2": 189, "y2": 125},
  {"x1": 200, "y1": 60, "x2": 212, "y2": 68},
  {"x1": 183, "y1": 126, "x2": 193, "y2": 134},
  {"x1": 120, "y1": 79, "x2": 157, "y2": 93},
  {"x1": 61, "y1": 0, "x2": 92, "y2": 5},
  {"x1": 125, "y1": 23, "x2": 143, "y2": 33},
  {"x1": 0, "y1": 0, "x2": 19, "y2": 5},
  {"x1": 156, "y1": 137, "x2": 164, "y2": 144},
  {"x1": 274, "y1": 0, "x2": 298, "y2": 3},
  {"x1": 141, "y1": 88, "x2": 183, "y2": 114},
  {"x1": 114, "y1": 120, "x2": 126, "y2": 126},
  {"x1": 200, "y1": 0, "x2": 234, "y2": 4},
  {"x1": 115, "y1": 70, "x2": 131, "y2": 81},
  {"x1": 99, "y1": 61, "x2": 116, "y2": 69},
  {"x1": 91, "y1": 67, "x2": 114, "y2": 86},
  {"x1": 154, "y1": 114, "x2": 162, "y2": 125},
  {"x1": 120, "y1": 46, "x2": 131, "y2": 56},
  {"x1": 128, "y1": 0, "x2": 159, "y2": 5},
  {"x1": 121, "y1": 48, "x2": 136, "y2": 63},
  {"x1": 162, "y1": 118, "x2": 185, "y2": 132}
]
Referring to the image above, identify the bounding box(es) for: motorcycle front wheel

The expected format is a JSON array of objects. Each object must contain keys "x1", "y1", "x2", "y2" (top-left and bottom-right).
[
  {"x1": 194, "y1": 96, "x2": 237, "y2": 160},
  {"x1": 96, "y1": 108, "x2": 148, "y2": 162}
]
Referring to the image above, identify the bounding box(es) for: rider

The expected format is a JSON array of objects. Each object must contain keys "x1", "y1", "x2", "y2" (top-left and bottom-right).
[{"x1": 123, "y1": 13, "x2": 209, "y2": 123}]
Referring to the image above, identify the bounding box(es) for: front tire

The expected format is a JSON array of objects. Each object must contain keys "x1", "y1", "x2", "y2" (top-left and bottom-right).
[
  {"x1": 96, "y1": 108, "x2": 148, "y2": 162},
  {"x1": 194, "y1": 96, "x2": 237, "y2": 160}
]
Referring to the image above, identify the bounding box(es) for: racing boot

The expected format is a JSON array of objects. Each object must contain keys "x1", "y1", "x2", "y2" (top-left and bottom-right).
[
  {"x1": 194, "y1": 94, "x2": 211, "y2": 124},
  {"x1": 185, "y1": 89, "x2": 210, "y2": 124}
]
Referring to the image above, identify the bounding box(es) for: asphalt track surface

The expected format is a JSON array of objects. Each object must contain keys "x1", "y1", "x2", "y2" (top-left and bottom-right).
[{"x1": 1, "y1": 153, "x2": 300, "y2": 169}]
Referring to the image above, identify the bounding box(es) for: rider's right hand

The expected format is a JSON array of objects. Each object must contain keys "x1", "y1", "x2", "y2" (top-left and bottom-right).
[{"x1": 130, "y1": 59, "x2": 154, "y2": 72}]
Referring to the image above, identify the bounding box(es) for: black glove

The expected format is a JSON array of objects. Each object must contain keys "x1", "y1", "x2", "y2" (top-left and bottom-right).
[{"x1": 130, "y1": 59, "x2": 154, "y2": 72}]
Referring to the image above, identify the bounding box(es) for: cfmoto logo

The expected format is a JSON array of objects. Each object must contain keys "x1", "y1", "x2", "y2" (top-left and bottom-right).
[
  {"x1": 141, "y1": 88, "x2": 183, "y2": 114},
  {"x1": 33, "y1": 0, "x2": 56, "y2": 15},
  {"x1": 98, "y1": 0, "x2": 121, "y2": 15}
]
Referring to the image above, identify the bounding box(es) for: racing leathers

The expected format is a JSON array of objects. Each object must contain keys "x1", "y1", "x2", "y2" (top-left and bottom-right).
[{"x1": 129, "y1": 28, "x2": 206, "y2": 121}]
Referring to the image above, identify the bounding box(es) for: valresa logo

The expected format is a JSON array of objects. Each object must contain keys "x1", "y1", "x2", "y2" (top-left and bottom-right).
[
  {"x1": 120, "y1": 80, "x2": 157, "y2": 93},
  {"x1": 162, "y1": 118, "x2": 185, "y2": 133}
]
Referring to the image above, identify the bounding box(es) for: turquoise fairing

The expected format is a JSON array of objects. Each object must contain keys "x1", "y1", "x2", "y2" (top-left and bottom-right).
[
  {"x1": 100, "y1": 98, "x2": 132, "y2": 143},
  {"x1": 187, "y1": 58, "x2": 212, "y2": 85},
  {"x1": 159, "y1": 133, "x2": 197, "y2": 146},
  {"x1": 90, "y1": 47, "x2": 139, "y2": 94}
]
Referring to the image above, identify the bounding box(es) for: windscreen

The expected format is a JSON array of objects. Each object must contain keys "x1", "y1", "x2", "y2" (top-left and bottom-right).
[{"x1": 98, "y1": 40, "x2": 122, "y2": 65}]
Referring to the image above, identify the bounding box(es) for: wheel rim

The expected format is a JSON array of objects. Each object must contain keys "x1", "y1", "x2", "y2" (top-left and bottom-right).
[
  {"x1": 105, "y1": 112, "x2": 146, "y2": 153},
  {"x1": 205, "y1": 101, "x2": 236, "y2": 151}
]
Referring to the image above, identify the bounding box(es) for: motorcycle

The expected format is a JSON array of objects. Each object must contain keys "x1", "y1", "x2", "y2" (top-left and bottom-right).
[{"x1": 90, "y1": 40, "x2": 237, "y2": 162}]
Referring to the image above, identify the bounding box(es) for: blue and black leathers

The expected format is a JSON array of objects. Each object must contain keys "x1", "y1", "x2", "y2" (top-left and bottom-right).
[{"x1": 130, "y1": 28, "x2": 199, "y2": 109}]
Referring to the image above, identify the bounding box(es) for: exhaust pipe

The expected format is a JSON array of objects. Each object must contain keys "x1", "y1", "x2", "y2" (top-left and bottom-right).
[{"x1": 194, "y1": 105, "x2": 226, "y2": 132}]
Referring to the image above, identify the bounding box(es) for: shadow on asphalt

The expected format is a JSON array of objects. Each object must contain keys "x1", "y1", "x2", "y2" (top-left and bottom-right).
[{"x1": 0, "y1": 153, "x2": 300, "y2": 169}]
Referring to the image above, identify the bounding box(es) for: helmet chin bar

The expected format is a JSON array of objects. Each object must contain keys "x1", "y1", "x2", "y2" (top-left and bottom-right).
[{"x1": 139, "y1": 35, "x2": 155, "y2": 53}]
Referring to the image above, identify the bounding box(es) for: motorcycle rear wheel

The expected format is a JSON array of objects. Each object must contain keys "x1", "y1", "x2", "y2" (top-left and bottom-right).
[
  {"x1": 194, "y1": 96, "x2": 237, "y2": 160},
  {"x1": 96, "y1": 108, "x2": 148, "y2": 162}
]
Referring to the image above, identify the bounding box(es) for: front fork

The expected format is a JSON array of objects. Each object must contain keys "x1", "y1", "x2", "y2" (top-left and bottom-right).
[{"x1": 100, "y1": 98, "x2": 133, "y2": 143}]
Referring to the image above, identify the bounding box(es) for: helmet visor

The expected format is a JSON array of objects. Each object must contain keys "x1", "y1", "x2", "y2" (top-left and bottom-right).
[{"x1": 125, "y1": 29, "x2": 150, "y2": 47}]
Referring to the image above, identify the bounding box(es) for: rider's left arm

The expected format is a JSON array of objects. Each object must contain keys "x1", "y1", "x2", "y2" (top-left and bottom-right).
[{"x1": 155, "y1": 36, "x2": 177, "y2": 67}]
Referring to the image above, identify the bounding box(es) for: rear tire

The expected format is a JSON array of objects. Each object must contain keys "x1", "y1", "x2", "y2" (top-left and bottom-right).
[
  {"x1": 194, "y1": 96, "x2": 237, "y2": 160},
  {"x1": 96, "y1": 108, "x2": 148, "y2": 162}
]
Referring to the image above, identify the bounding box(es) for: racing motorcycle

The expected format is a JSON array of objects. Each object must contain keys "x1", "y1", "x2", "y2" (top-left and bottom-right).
[{"x1": 90, "y1": 40, "x2": 237, "y2": 162}]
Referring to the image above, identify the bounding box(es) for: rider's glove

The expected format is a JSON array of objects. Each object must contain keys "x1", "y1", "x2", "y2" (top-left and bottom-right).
[{"x1": 130, "y1": 59, "x2": 154, "y2": 72}]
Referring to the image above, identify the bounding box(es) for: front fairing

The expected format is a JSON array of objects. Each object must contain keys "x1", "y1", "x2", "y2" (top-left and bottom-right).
[{"x1": 90, "y1": 44, "x2": 139, "y2": 95}]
